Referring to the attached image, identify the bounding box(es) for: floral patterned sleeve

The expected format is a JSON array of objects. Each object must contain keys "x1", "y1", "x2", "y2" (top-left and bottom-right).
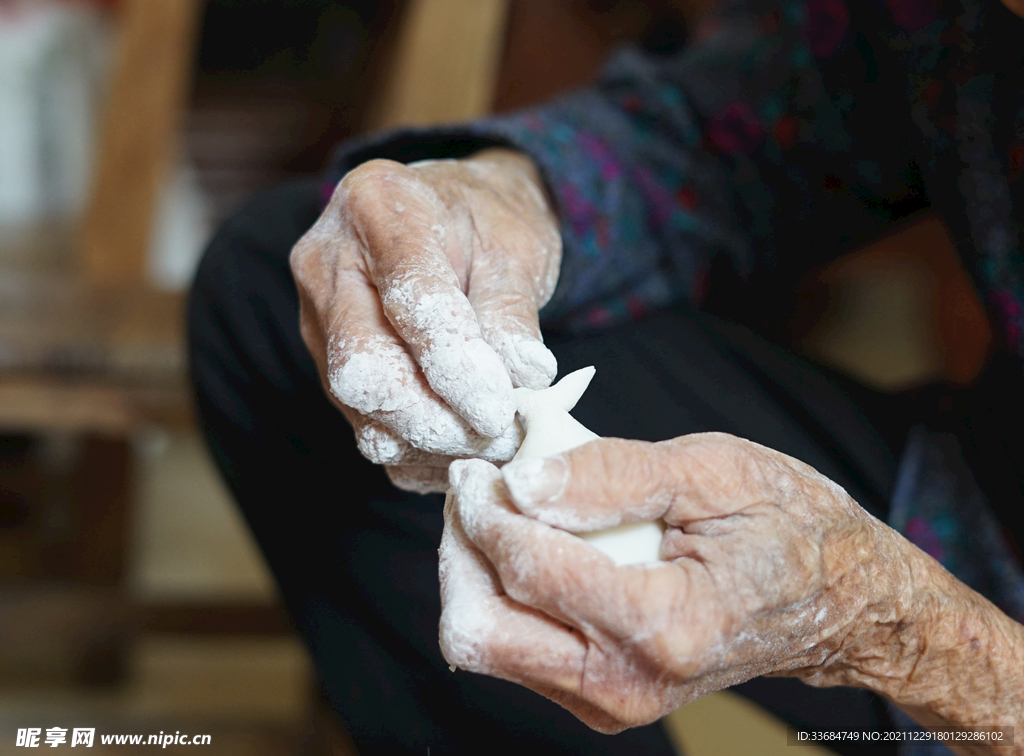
[{"x1": 326, "y1": 0, "x2": 1022, "y2": 341}]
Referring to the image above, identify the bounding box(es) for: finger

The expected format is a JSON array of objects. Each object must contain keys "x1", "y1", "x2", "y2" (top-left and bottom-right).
[
  {"x1": 385, "y1": 465, "x2": 450, "y2": 494},
  {"x1": 315, "y1": 259, "x2": 519, "y2": 458},
  {"x1": 500, "y1": 438, "x2": 676, "y2": 530},
  {"x1": 345, "y1": 161, "x2": 515, "y2": 436},
  {"x1": 438, "y1": 501, "x2": 628, "y2": 732},
  {"x1": 438, "y1": 480, "x2": 590, "y2": 693},
  {"x1": 468, "y1": 253, "x2": 558, "y2": 391},
  {"x1": 451, "y1": 461, "x2": 709, "y2": 663},
  {"x1": 500, "y1": 433, "x2": 790, "y2": 531},
  {"x1": 344, "y1": 398, "x2": 521, "y2": 467},
  {"x1": 345, "y1": 412, "x2": 459, "y2": 469},
  {"x1": 452, "y1": 458, "x2": 692, "y2": 643},
  {"x1": 324, "y1": 273, "x2": 477, "y2": 452},
  {"x1": 433, "y1": 153, "x2": 560, "y2": 390},
  {"x1": 293, "y1": 213, "x2": 493, "y2": 456},
  {"x1": 447, "y1": 463, "x2": 702, "y2": 726}
]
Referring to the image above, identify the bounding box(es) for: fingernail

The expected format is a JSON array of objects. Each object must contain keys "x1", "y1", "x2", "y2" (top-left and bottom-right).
[
  {"x1": 513, "y1": 338, "x2": 558, "y2": 390},
  {"x1": 501, "y1": 456, "x2": 567, "y2": 509}
]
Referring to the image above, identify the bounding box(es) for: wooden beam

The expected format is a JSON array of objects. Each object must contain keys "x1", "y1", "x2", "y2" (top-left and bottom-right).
[
  {"x1": 0, "y1": 377, "x2": 190, "y2": 434},
  {"x1": 365, "y1": 0, "x2": 511, "y2": 130},
  {"x1": 79, "y1": 0, "x2": 202, "y2": 284}
]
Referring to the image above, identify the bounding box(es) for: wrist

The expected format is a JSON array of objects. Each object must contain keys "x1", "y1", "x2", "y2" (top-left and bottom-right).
[
  {"x1": 814, "y1": 523, "x2": 1024, "y2": 742},
  {"x1": 880, "y1": 551, "x2": 1024, "y2": 736},
  {"x1": 795, "y1": 516, "x2": 923, "y2": 691},
  {"x1": 465, "y1": 148, "x2": 555, "y2": 216}
]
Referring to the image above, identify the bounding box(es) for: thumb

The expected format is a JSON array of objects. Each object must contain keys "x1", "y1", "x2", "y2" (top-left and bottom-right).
[
  {"x1": 500, "y1": 438, "x2": 676, "y2": 531},
  {"x1": 502, "y1": 433, "x2": 795, "y2": 531}
]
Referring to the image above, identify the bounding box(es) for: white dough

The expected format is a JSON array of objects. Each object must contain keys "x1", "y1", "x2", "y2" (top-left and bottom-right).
[{"x1": 511, "y1": 367, "x2": 665, "y2": 566}]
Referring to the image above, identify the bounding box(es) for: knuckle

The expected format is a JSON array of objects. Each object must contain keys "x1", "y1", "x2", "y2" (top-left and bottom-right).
[
  {"x1": 623, "y1": 700, "x2": 667, "y2": 728},
  {"x1": 288, "y1": 235, "x2": 321, "y2": 283},
  {"x1": 344, "y1": 158, "x2": 406, "y2": 184},
  {"x1": 611, "y1": 708, "x2": 651, "y2": 730},
  {"x1": 647, "y1": 627, "x2": 702, "y2": 679},
  {"x1": 341, "y1": 159, "x2": 409, "y2": 204},
  {"x1": 645, "y1": 624, "x2": 677, "y2": 665}
]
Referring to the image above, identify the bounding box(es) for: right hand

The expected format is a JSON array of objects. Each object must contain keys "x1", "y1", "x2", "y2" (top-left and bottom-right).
[{"x1": 290, "y1": 149, "x2": 562, "y2": 493}]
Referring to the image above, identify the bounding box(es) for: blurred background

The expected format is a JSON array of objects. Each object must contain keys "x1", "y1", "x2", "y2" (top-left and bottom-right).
[{"x1": 0, "y1": 0, "x2": 989, "y2": 754}]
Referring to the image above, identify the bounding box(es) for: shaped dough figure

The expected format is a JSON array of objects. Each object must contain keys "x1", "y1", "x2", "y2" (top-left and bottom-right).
[{"x1": 510, "y1": 367, "x2": 665, "y2": 566}]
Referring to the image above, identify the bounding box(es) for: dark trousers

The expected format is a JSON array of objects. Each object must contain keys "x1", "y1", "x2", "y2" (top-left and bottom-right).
[{"x1": 188, "y1": 180, "x2": 908, "y2": 755}]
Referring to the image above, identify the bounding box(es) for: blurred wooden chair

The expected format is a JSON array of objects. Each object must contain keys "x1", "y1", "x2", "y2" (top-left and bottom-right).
[
  {"x1": 364, "y1": 0, "x2": 510, "y2": 130},
  {"x1": 0, "y1": 0, "x2": 201, "y2": 683},
  {"x1": 0, "y1": 0, "x2": 199, "y2": 438}
]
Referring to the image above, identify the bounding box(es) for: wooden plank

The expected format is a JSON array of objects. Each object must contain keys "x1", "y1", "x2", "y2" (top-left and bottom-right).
[
  {"x1": 0, "y1": 588, "x2": 291, "y2": 640},
  {"x1": 68, "y1": 436, "x2": 133, "y2": 586},
  {"x1": 0, "y1": 258, "x2": 185, "y2": 382},
  {"x1": 798, "y1": 212, "x2": 992, "y2": 387},
  {"x1": 79, "y1": 0, "x2": 202, "y2": 283},
  {"x1": 365, "y1": 0, "x2": 511, "y2": 130},
  {"x1": 0, "y1": 377, "x2": 191, "y2": 434},
  {"x1": 665, "y1": 691, "x2": 838, "y2": 756},
  {"x1": 0, "y1": 588, "x2": 293, "y2": 688},
  {"x1": 0, "y1": 584, "x2": 129, "y2": 685}
]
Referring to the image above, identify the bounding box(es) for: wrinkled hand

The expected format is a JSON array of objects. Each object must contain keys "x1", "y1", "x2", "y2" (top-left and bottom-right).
[
  {"x1": 291, "y1": 149, "x2": 561, "y2": 492},
  {"x1": 439, "y1": 432, "x2": 917, "y2": 733}
]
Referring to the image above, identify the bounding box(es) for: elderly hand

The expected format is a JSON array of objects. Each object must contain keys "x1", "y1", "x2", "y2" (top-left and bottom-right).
[
  {"x1": 290, "y1": 149, "x2": 561, "y2": 492},
  {"x1": 439, "y1": 432, "x2": 1024, "y2": 746}
]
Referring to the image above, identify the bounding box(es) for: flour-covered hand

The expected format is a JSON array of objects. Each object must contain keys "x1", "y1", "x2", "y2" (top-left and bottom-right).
[
  {"x1": 439, "y1": 433, "x2": 944, "y2": 733},
  {"x1": 290, "y1": 149, "x2": 561, "y2": 492}
]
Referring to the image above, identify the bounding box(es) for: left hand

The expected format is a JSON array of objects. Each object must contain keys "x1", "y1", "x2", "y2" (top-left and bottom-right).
[
  {"x1": 289, "y1": 149, "x2": 561, "y2": 493},
  {"x1": 439, "y1": 432, "x2": 918, "y2": 733}
]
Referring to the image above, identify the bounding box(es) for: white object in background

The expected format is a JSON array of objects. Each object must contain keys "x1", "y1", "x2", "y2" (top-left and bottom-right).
[
  {"x1": 0, "y1": 2, "x2": 107, "y2": 225},
  {"x1": 511, "y1": 367, "x2": 666, "y2": 566},
  {"x1": 148, "y1": 159, "x2": 213, "y2": 291}
]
